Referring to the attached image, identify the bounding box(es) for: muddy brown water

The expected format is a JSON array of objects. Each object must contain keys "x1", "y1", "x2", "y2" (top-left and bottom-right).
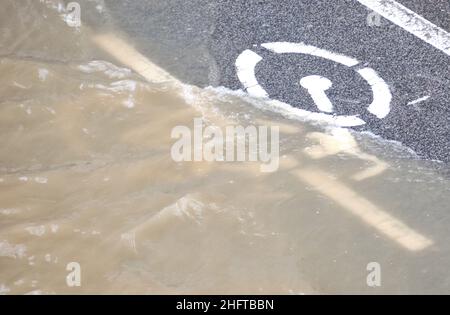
[{"x1": 0, "y1": 0, "x2": 449, "y2": 294}]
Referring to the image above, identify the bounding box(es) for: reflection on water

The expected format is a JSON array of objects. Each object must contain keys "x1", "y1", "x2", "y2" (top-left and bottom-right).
[{"x1": 0, "y1": 0, "x2": 449, "y2": 294}]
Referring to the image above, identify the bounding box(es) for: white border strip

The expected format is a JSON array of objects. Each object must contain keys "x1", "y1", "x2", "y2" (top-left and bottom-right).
[{"x1": 357, "y1": 0, "x2": 450, "y2": 57}]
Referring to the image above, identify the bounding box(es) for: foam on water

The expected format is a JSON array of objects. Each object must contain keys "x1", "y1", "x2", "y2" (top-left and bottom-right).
[
  {"x1": 0, "y1": 241, "x2": 27, "y2": 259},
  {"x1": 78, "y1": 61, "x2": 132, "y2": 79}
]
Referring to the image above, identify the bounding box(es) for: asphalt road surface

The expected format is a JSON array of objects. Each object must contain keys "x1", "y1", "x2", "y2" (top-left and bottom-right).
[{"x1": 101, "y1": 0, "x2": 449, "y2": 163}]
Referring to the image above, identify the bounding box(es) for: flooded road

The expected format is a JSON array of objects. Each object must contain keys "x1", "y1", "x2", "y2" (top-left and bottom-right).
[{"x1": 0, "y1": 0, "x2": 449, "y2": 294}]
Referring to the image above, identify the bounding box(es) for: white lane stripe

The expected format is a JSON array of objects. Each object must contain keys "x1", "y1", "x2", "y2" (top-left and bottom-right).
[{"x1": 357, "y1": 0, "x2": 450, "y2": 57}]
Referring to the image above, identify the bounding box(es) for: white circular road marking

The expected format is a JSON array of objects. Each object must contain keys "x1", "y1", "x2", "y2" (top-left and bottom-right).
[{"x1": 236, "y1": 42, "x2": 392, "y2": 127}]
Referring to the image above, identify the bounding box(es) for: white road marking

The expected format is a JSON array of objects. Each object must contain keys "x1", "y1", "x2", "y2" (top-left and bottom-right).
[
  {"x1": 235, "y1": 49, "x2": 269, "y2": 98},
  {"x1": 357, "y1": 0, "x2": 450, "y2": 57},
  {"x1": 92, "y1": 33, "x2": 181, "y2": 86},
  {"x1": 294, "y1": 168, "x2": 433, "y2": 252},
  {"x1": 300, "y1": 75, "x2": 334, "y2": 113},
  {"x1": 304, "y1": 128, "x2": 389, "y2": 181},
  {"x1": 357, "y1": 67, "x2": 392, "y2": 118},
  {"x1": 235, "y1": 48, "x2": 367, "y2": 126},
  {"x1": 262, "y1": 42, "x2": 359, "y2": 67},
  {"x1": 236, "y1": 42, "x2": 392, "y2": 126},
  {"x1": 407, "y1": 95, "x2": 430, "y2": 106}
]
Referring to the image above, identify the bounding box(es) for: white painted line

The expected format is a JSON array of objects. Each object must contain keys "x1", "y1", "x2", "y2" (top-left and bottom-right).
[
  {"x1": 357, "y1": 67, "x2": 392, "y2": 118},
  {"x1": 294, "y1": 168, "x2": 433, "y2": 251},
  {"x1": 357, "y1": 0, "x2": 450, "y2": 57},
  {"x1": 262, "y1": 42, "x2": 360, "y2": 67},
  {"x1": 407, "y1": 95, "x2": 430, "y2": 106},
  {"x1": 235, "y1": 49, "x2": 269, "y2": 98},
  {"x1": 92, "y1": 33, "x2": 181, "y2": 86},
  {"x1": 300, "y1": 75, "x2": 334, "y2": 113}
]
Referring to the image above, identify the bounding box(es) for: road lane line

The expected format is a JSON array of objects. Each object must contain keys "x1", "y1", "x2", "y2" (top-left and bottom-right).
[
  {"x1": 357, "y1": 0, "x2": 450, "y2": 57},
  {"x1": 92, "y1": 33, "x2": 181, "y2": 86},
  {"x1": 293, "y1": 167, "x2": 434, "y2": 252}
]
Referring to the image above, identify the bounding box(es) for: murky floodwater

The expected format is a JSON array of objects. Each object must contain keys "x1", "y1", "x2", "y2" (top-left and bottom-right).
[{"x1": 0, "y1": 0, "x2": 449, "y2": 294}]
